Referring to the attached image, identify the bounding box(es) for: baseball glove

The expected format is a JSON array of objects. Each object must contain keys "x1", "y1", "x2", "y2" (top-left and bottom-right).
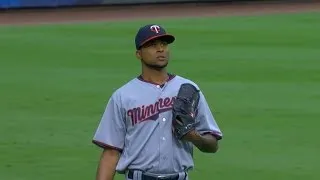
[{"x1": 172, "y1": 83, "x2": 200, "y2": 140}]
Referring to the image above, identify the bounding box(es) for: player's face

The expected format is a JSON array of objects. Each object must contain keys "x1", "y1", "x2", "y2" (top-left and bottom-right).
[{"x1": 136, "y1": 39, "x2": 170, "y2": 70}]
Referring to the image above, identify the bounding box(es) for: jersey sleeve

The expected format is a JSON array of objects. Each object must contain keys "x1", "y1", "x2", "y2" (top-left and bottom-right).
[
  {"x1": 195, "y1": 91, "x2": 223, "y2": 140},
  {"x1": 92, "y1": 93, "x2": 126, "y2": 151}
]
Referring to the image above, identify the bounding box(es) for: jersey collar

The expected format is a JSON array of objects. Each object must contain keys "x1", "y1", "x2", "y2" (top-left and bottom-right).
[{"x1": 137, "y1": 73, "x2": 176, "y2": 86}]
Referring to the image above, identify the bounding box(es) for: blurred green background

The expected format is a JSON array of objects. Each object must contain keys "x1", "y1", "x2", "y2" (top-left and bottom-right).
[{"x1": 1, "y1": 11, "x2": 319, "y2": 180}]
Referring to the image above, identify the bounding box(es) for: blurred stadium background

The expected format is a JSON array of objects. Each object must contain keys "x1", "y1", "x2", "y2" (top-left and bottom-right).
[{"x1": 0, "y1": 0, "x2": 311, "y2": 9}]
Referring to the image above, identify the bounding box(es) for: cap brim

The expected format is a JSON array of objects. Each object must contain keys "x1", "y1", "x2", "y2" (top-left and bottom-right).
[{"x1": 139, "y1": 34, "x2": 175, "y2": 49}]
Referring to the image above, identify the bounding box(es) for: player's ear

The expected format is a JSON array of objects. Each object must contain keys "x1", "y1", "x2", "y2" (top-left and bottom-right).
[{"x1": 136, "y1": 50, "x2": 142, "y2": 60}]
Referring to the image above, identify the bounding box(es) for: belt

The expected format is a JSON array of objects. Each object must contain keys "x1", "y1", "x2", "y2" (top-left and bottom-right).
[{"x1": 128, "y1": 170, "x2": 183, "y2": 180}]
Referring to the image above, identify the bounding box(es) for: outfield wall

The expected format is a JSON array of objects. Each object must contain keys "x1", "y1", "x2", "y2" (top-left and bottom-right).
[{"x1": 0, "y1": 0, "x2": 257, "y2": 9}]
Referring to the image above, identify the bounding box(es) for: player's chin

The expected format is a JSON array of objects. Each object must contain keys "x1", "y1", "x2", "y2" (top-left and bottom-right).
[
  {"x1": 156, "y1": 61, "x2": 168, "y2": 68},
  {"x1": 146, "y1": 62, "x2": 167, "y2": 70}
]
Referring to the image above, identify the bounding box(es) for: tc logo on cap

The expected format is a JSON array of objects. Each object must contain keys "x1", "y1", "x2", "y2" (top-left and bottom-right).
[{"x1": 150, "y1": 25, "x2": 161, "y2": 34}]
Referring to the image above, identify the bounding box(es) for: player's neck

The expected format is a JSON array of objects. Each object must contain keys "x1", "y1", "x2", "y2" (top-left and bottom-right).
[{"x1": 141, "y1": 69, "x2": 169, "y2": 85}]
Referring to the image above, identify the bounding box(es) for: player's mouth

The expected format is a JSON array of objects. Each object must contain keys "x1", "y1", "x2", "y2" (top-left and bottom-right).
[{"x1": 157, "y1": 55, "x2": 167, "y2": 60}]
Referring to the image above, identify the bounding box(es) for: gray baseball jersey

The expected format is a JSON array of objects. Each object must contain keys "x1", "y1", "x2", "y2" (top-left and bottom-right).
[{"x1": 92, "y1": 74, "x2": 223, "y2": 176}]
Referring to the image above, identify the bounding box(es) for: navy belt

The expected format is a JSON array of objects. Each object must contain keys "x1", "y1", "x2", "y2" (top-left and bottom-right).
[{"x1": 128, "y1": 170, "x2": 183, "y2": 180}]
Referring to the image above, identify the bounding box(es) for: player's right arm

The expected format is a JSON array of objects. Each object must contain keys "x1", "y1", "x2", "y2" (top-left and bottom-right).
[
  {"x1": 96, "y1": 147, "x2": 120, "y2": 180},
  {"x1": 92, "y1": 93, "x2": 126, "y2": 180}
]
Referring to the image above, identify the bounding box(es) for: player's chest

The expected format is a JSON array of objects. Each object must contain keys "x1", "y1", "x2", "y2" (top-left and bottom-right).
[{"x1": 123, "y1": 84, "x2": 180, "y2": 127}]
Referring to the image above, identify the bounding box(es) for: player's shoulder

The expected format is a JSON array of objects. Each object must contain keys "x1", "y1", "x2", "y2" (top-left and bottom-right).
[
  {"x1": 174, "y1": 75, "x2": 208, "y2": 100},
  {"x1": 108, "y1": 78, "x2": 140, "y2": 100},
  {"x1": 173, "y1": 75, "x2": 201, "y2": 90}
]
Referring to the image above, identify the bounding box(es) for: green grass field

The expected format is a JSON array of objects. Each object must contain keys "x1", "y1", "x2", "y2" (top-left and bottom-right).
[{"x1": 1, "y1": 11, "x2": 320, "y2": 180}]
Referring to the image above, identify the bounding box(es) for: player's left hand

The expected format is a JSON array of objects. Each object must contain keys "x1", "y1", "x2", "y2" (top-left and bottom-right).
[{"x1": 171, "y1": 83, "x2": 200, "y2": 140}]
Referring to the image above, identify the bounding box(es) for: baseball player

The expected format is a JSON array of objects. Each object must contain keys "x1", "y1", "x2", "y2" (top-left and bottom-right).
[{"x1": 92, "y1": 24, "x2": 223, "y2": 180}]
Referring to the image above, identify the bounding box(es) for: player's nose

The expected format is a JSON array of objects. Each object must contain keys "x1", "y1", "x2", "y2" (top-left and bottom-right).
[{"x1": 156, "y1": 44, "x2": 164, "y2": 52}]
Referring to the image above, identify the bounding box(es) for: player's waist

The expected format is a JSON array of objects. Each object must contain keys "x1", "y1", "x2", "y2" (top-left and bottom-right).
[{"x1": 127, "y1": 169, "x2": 187, "y2": 180}]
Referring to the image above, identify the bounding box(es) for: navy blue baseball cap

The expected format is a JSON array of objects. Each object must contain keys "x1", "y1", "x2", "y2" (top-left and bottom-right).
[{"x1": 135, "y1": 24, "x2": 175, "y2": 50}]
